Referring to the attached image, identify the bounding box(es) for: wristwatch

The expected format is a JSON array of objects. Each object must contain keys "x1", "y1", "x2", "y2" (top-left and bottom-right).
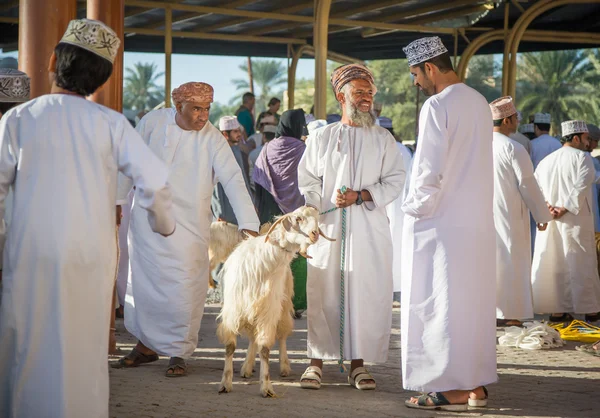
[{"x1": 355, "y1": 191, "x2": 364, "y2": 205}]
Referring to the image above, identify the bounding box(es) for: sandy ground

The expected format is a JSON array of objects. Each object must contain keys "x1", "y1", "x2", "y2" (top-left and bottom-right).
[{"x1": 108, "y1": 305, "x2": 600, "y2": 418}]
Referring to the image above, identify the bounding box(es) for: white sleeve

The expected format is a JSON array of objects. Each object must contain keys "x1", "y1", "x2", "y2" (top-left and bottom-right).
[
  {"x1": 116, "y1": 116, "x2": 148, "y2": 204},
  {"x1": 116, "y1": 117, "x2": 175, "y2": 236},
  {"x1": 511, "y1": 143, "x2": 552, "y2": 223},
  {"x1": 298, "y1": 132, "x2": 324, "y2": 211},
  {"x1": 212, "y1": 135, "x2": 260, "y2": 232},
  {"x1": 0, "y1": 114, "x2": 18, "y2": 267},
  {"x1": 363, "y1": 133, "x2": 406, "y2": 210},
  {"x1": 563, "y1": 152, "x2": 595, "y2": 215},
  {"x1": 401, "y1": 99, "x2": 449, "y2": 218}
]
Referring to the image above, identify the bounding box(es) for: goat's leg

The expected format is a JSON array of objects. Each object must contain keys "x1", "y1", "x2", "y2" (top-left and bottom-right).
[
  {"x1": 278, "y1": 338, "x2": 291, "y2": 377},
  {"x1": 240, "y1": 335, "x2": 257, "y2": 378},
  {"x1": 218, "y1": 335, "x2": 236, "y2": 394},
  {"x1": 258, "y1": 345, "x2": 275, "y2": 398}
]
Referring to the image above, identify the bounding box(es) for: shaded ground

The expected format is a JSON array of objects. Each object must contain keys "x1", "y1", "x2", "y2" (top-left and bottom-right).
[{"x1": 109, "y1": 306, "x2": 600, "y2": 418}]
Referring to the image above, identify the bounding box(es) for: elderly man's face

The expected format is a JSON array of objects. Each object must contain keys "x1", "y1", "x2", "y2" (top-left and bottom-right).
[
  {"x1": 345, "y1": 79, "x2": 375, "y2": 112},
  {"x1": 176, "y1": 101, "x2": 211, "y2": 131}
]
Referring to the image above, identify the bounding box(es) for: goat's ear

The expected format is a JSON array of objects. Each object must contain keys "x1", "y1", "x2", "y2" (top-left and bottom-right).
[
  {"x1": 295, "y1": 215, "x2": 304, "y2": 224},
  {"x1": 282, "y1": 217, "x2": 294, "y2": 231}
]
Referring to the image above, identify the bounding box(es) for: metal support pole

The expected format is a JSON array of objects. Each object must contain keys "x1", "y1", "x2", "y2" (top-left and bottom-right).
[
  {"x1": 453, "y1": 29, "x2": 458, "y2": 68},
  {"x1": 165, "y1": 6, "x2": 172, "y2": 108},
  {"x1": 313, "y1": 0, "x2": 332, "y2": 120},
  {"x1": 501, "y1": 2, "x2": 510, "y2": 97}
]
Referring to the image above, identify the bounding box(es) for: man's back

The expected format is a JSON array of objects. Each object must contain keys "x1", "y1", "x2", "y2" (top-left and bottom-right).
[{"x1": 531, "y1": 133, "x2": 561, "y2": 169}]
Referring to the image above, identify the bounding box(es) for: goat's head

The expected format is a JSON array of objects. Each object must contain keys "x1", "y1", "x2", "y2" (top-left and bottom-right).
[{"x1": 265, "y1": 206, "x2": 335, "y2": 257}]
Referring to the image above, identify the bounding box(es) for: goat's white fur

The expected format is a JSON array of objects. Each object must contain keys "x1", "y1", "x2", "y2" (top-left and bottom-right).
[{"x1": 217, "y1": 206, "x2": 322, "y2": 397}]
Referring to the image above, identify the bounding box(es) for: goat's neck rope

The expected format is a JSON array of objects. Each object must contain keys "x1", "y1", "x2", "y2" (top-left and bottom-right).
[{"x1": 319, "y1": 186, "x2": 348, "y2": 373}]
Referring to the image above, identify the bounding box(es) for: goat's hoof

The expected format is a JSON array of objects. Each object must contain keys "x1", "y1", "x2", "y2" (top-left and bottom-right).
[
  {"x1": 280, "y1": 367, "x2": 291, "y2": 377},
  {"x1": 261, "y1": 388, "x2": 276, "y2": 398},
  {"x1": 218, "y1": 384, "x2": 232, "y2": 394},
  {"x1": 240, "y1": 370, "x2": 253, "y2": 378}
]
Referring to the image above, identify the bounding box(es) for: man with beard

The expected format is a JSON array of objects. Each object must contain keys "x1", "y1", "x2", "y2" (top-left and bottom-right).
[
  {"x1": 401, "y1": 37, "x2": 496, "y2": 411},
  {"x1": 115, "y1": 82, "x2": 259, "y2": 377},
  {"x1": 532, "y1": 120, "x2": 600, "y2": 323},
  {"x1": 298, "y1": 64, "x2": 406, "y2": 391}
]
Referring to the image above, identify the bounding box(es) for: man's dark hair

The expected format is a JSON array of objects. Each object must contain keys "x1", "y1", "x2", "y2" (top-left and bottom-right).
[
  {"x1": 264, "y1": 132, "x2": 276, "y2": 141},
  {"x1": 493, "y1": 119, "x2": 504, "y2": 127},
  {"x1": 534, "y1": 123, "x2": 550, "y2": 132},
  {"x1": 561, "y1": 133, "x2": 583, "y2": 144},
  {"x1": 242, "y1": 92, "x2": 255, "y2": 103},
  {"x1": 268, "y1": 97, "x2": 280, "y2": 107},
  {"x1": 417, "y1": 52, "x2": 454, "y2": 74},
  {"x1": 523, "y1": 132, "x2": 536, "y2": 140},
  {"x1": 0, "y1": 102, "x2": 19, "y2": 115},
  {"x1": 54, "y1": 43, "x2": 113, "y2": 96}
]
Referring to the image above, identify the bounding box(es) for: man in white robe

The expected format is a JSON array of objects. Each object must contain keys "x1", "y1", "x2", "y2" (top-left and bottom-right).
[
  {"x1": 489, "y1": 96, "x2": 552, "y2": 326},
  {"x1": 116, "y1": 82, "x2": 260, "y2": 376},
  {"x1": 530, "y1": 113, "x2": 561, "y2": 169},
  {"x1": 298, "y1": 64, "x2": 405, "y2": 391},
  {"x1": 532, "y1": 120, "x2": 600, "y2": 323},
  {"x1": 401, "y1": 37, "x2": 496, "y2": 411},
  {"x1": 0, "y1": 19, "x2": 175, "y2": 418}
]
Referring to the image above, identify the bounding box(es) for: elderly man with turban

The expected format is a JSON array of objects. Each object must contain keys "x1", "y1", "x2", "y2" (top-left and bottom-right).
[
  {"x1": 115, "y1": 82, "x2": 259, "y2": 377},
  {"x1": 298, "y1": 64, "x2": 406, "y2": 390}
]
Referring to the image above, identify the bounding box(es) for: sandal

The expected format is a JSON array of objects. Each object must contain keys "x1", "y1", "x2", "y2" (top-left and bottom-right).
[
  {"x1": 496, "y1": 319, "x2": 523, "y2": 327},
  {"x1": 111, "y1": 347, "x2": 159, "y2": 369},
  {"x1": 405, "y1": 392, "x2": 468, "y2": 411},
  {"x1": 468, "y1": 386, "x2": 489, "y2": 408},
  {"x1": 548, "y1": 313, "x2": 574, "y2": 323},
  {"x1": 300, "y1": 366, "x2": 322, "y2": 389},
  {"x1": 165, "y1": 357, "x2": 187, "y2": 377},
  {"x1": 348, "y1": 366, "x2": 376, "y2": 390},
  {"x1": 575, "y1": 340, "x2": 600, "y2": 357}
]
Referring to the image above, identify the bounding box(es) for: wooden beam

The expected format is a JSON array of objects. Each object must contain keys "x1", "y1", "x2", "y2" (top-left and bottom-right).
[
  {"x1": 511, "y1": 0, "x2": 526, "y2": 13},
  {"x1": 142, "y1": 0, "x2": 255, "y2": 29},
  {"x1": 124, "y1": 27, "x2": 307, "y2": 44},
  {"x1": 370, "y1": 0, "x2": 487, "y2": 23},
  {"x1": 125, "y1": 0, "x2": 185, "y2": 19},
  {"x1": 0, "y1": 17, "x2": 18, "y2": 24},
  {"x1": 243, "y1": 0, "x2": 407, "y2": 36}
]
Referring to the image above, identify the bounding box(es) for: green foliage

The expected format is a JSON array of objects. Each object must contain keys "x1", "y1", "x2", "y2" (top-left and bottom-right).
[
  {"x1": 233, "y1": 59, "x2": 287, "y2": 112},
  {"x1": 464, "y1": 55, "x2": 501, "y2": 102},
  {"x1": 123, "y1": 62, "x2": 165, "y2": 111},
  {"x1": 208, "y1": 102, "x2": 237, "y2": 126}
]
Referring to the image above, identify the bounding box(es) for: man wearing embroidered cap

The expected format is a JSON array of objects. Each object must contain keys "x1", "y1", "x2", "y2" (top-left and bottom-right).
[
  {"x1": 0, "y1": 19, "x2": 176, "y2": 418},
  {"x1": 211, "y1": 115, "x2": 253, "y2": 226},
  {"x1": 401, "y1": 36, "x2": 496, "y2": 410},
  {"x1": 530, "y1": 112, "x2": 561, "y2": 169},
  {"x1": 489, "y1": 96, "x2": 552, "y2": 328},
  {"x1": 531, "y1": 120, "x2": 600, "y2": 323},
  {"x1": 116, "y1": 82, "x2": 259, "y2": 378},
  {"x1": 298, "y1": 64, "x2": 405, "y2": 391},
  {"x1": 519, "y1": 123, "x2": 536, "y2": 140}
]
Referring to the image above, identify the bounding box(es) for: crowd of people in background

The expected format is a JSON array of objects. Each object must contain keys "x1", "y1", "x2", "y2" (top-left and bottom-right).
[{"x1": 1, "y1": 16, "x2": 600, "y2": 418}]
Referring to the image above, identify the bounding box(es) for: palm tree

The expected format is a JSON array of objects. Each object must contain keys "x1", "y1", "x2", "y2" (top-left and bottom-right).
[
  {"x1": 123, "y1": 62, "x2": 165, "y2": 111},
  {"x1": 464, "y1": 55, "x2": 501, "y2": 102},
  {"x1": 232, "y1": 59, "x2": 287, "y2": 110},
  {"x1": 516, "y1": 50, "x2": 598, "y2": 133}
]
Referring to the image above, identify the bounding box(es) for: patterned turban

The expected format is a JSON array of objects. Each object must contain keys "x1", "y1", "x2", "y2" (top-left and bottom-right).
[
  {"x1": 330, "y1": 64, "x2": 377, "y2": 95},
  {"x1": 171, "y1": 82, "x2": 214, "y2": 105}
]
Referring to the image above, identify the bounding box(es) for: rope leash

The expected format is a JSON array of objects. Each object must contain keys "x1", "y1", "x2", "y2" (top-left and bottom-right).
[{"x1": 319, "y1": 185, "x2": 347, "y2": 373}]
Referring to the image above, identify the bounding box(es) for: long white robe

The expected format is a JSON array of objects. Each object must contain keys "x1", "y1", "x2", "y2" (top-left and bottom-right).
[
  {"x1": 530, "y1": 133, "x2": 561, "y2": 169},
  {"x1": 299, "y1": 122, "x2": 405, "y2": 362},
  {"x1": 120, "y1": 108, "x2": 259, "y2": 359},
  {"x1": 117, "y1": 190, "x2": 134, "y2": 306},
  {"x1": 401, "y1": 83, "x2": 497, "y2": 392},
  {"x1": 492, "y1": 132, "x2": 552, "y2": 320},
  {"x1": 510, "y1": 131, "x2": 531, "y2": 155},
  {"x1": 386, "y1": 142, "x2": 413, "y2": 292},
  {"x1": 0, "y1": 95, "x2": 175, "y2": 418},
  {"x1": 531, "y1": 146, "x2": 600, "y2": 314}
]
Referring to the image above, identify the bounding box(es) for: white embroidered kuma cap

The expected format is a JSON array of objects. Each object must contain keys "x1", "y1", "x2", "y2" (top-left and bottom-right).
[
  {"x1": 519, "y1": 123, "x2": 535, "y2": 134},
  {"x1": 60, "y1": 19, "x2": 120, "y2": 64},
  {"x1": 403, "y1": 36, "x2": 449, "y2": 67},
  {"x1": 533, "y1": 113, "x2": 551, "y2": 124},
  {"x1": 561, "y1": 120, "x2": 588, "y2": 137},
  {"x1": 219, "y1": 116, "x2": 241, "y2": 131},
  {"x1": 489, "y1": 96, "x2": 517, "y2": 120},
  {"x1": 0, "y1": 68, "x2": 30, "y2": 103}
]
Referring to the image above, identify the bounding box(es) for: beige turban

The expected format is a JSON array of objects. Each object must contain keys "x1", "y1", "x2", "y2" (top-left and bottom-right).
[
  {"x1": 330, "y1": 64, "x2": 377, "y2": 95},
  {"x1": 171, "y1": 82, "x2": 214, "y2": 105},
  {"x1": 489, "y1": 96, "x2": 517, "y2": 120}
]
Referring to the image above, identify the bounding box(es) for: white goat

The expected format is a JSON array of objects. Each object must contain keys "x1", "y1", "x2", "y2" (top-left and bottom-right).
[{"x1": 217, "y1": 206, "x2": 334, "y2": 397}]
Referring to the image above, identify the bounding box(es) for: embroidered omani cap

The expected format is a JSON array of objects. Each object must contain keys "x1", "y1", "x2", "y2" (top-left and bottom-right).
[
  {"x1": 561, "y1": 120, "x2": 588, "y2": 137},
  {"x1": 0, "y1": 69, "x2": 30, "y2": 103},
  {"x1": 403, "y1": 36, "x2": 449, "y2": 67},
  {"x1": 60, "y1": 19, "x2": 120, "y2": 64}
]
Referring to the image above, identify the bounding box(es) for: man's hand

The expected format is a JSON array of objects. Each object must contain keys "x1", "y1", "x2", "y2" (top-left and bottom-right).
[
  {"x1": 336, "y1": 188, "x2": 359, "y2": 208},
  {"x1": 116, "y1": 205, "x2": 123, "y2": 227},
  {"x1": 551, "y1": 207, "x2": 568, "y2": 219},
  {"x1": 242, "y1": 229, "x2": 258, "y2": 238},
  {"x1": 537, "y1": 223, "x2": 548, "y2": 231}
]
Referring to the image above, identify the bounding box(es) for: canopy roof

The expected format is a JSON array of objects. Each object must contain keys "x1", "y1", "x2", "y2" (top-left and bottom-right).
[{"x1": 1, "y1": 0, "x2": 599, "y2": 59}]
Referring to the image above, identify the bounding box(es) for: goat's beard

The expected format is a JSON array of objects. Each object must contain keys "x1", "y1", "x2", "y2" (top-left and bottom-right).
[{"x1": 344, "y1": 99, "x2": 376, "y2": 128}]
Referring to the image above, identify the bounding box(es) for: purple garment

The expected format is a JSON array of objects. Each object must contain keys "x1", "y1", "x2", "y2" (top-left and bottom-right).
[{"x1": 252, "y1": 136, "x2": 306, "y2": 214}]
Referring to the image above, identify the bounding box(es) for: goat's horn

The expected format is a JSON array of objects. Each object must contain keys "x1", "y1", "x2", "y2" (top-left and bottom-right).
[
  {"x1": 264, "y1": 214, "x2": 293, "y2": 242},
  {"x1": 318, "y1": 227, "x2": 336, "y2": 242}
]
